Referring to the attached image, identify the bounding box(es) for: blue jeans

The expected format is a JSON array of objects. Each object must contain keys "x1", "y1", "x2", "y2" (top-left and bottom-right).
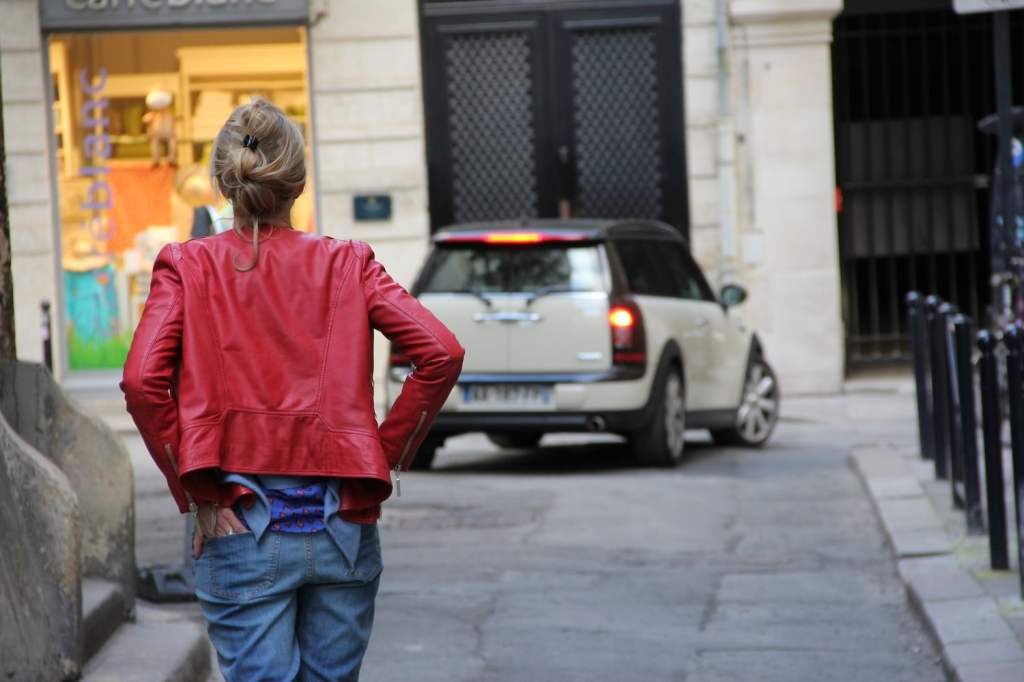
[{"x1": 192, "y1": 524, "x2": 383, "y2": 682}]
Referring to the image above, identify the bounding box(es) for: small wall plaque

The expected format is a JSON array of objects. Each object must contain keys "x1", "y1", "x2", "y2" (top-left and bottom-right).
[{"x1": 354, "y1": 195, "x2": 392, "y2": 222}]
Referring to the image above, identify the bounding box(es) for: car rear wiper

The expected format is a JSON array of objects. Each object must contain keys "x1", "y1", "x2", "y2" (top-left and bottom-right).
[
  {"x1": 526, "y1": 285, "x2": 572, "y2": 306},
  {"x1": 452, "y1": 287, "x2": 493, "y2": 307}
]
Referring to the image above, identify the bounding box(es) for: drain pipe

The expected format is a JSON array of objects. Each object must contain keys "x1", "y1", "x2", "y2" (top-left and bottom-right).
[{"x1": 716, "y1": 0, "x2": 739, "y2": 285}]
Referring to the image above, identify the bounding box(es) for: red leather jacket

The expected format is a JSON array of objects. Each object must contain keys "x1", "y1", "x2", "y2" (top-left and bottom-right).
[{"x1": 121, "y1": 230, "x2": 464, "y2": 524}]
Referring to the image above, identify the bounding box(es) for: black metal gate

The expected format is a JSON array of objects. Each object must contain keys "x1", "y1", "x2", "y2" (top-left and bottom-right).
[
  {"x1": 420, "y1": 0, "x2": 688, "y2": 234},
  {"x1": 833, "y1": 0, "x2": 1024, "y2": 365}
]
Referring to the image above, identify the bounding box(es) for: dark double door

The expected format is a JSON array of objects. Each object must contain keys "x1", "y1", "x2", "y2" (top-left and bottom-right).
[{"x1": 420, "y1": 0, "x2": 688, "y2": 234}]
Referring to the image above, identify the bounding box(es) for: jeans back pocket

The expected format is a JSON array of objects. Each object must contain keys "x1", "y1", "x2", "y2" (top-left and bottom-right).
[
  {"x1": 206, "y1": 532, "x2": 280, "y2": 602},
  {"x1": 350, "y1": 524, "x2": 383, "y2": 581}
]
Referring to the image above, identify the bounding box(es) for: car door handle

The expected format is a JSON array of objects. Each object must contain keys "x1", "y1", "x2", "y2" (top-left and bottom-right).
[
  {"x1": 473, "y1": 312, "x2": 543, "y2": 323},
  {"x1": 696, "y1": 318, "x2": 710, "y2": 328}
]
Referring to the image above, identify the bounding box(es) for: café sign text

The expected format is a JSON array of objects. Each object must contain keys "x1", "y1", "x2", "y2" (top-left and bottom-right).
[{"x1": 41, "y1": 0, "x2": 309, "y2": 30}]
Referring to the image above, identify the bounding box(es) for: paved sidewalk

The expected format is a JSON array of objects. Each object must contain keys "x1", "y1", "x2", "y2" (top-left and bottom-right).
[
  {"x1": 73, "y1": 369, "x2": 1007, "y2": 681},
  {"x1": 853, "y1": 442, "x2": 1024, "y2": 682}
]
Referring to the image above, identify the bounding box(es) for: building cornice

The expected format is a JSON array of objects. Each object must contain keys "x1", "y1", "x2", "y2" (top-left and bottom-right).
[
  {"x1": 730, "y1": 0, "x2": 843, "y2": 25},
  {"x1": 730, "y1": 0, "x2": 843, "y2": 47}
]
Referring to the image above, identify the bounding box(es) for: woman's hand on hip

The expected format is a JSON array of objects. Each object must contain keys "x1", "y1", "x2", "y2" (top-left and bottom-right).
[{"x1": 192, "y1": 504, "x2": 247, "y2": 559}]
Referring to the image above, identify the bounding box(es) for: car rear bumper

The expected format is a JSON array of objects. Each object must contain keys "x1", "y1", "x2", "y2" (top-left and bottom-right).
[
  {"x1": 387, "y1": 369, "x2": 654, "y2": 415},
  {"x1": 387, "y1": 368, "x2": 662, "y2": 438}
]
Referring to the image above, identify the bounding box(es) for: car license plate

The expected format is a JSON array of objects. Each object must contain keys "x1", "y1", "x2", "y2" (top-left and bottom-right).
[{"x1": 462, "y1": 384, "x2": 553, "y2": 411}]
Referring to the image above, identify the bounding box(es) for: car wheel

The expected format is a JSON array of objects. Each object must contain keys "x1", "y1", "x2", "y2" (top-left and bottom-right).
[
  {"x1": 408, "y1": 435, "x2": 444, "y2": 471},
  {"x1": 486, "y1": 432, "x2": 544, "y2": 450},
  {"x1": 711, "y1": 358, "x2": 779, "y2": 447},
  {"x1": 632, "y1": 365, "x2": 686, "y2": 467}
]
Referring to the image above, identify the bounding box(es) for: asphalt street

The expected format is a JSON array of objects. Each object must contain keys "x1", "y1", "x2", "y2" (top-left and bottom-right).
[{"x1": 121, "y1": 373, "x2": 947, "y2": 681}]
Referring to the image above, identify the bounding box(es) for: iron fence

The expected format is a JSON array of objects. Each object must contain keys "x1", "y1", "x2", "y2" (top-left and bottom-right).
[
  {"x1": 907, "y1": 291, "x2": 1019, "y2": 583},
  {"x1": 834, "y1": 6, "x2": 1024, "y2": 365}
]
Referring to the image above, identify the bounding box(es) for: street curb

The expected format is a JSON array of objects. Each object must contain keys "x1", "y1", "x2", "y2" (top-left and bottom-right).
[
  {"x1": 82, "y1": 579, "x2": 127, "y2": 663},
  {"x1": 81, "y1": 611, "x2": 211, "y2": 682},
  {"x1": 851, "y1": 445, "x2": 1024, "y2": 682}
]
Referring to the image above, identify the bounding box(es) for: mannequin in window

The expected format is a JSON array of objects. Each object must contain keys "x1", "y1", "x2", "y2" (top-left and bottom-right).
[
  {"x1": 142, "y1": 86, "x2": 177, "y2": 167},
  {"x1": 181, "y1": 174, "x2": 223, "y2": 238}
]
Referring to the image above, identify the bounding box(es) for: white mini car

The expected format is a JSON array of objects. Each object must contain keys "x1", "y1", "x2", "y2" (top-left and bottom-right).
[{"x1": 386, "y1": 220, "x2": 779, "y2": 468}]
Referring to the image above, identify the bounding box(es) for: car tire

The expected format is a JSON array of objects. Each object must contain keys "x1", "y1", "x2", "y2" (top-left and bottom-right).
[
  {"x1": 711, "y1": 358, "x2": 779, "y2": 447},
  {"x1": 486, "y1": 432, "x2": 544, "y2": 450},
  {"x1": 632, "y1": 364, "x2": 686, "y2": 467},
  {"x1": 408, "y1": 435, "x2": 444, "y2": 471}
]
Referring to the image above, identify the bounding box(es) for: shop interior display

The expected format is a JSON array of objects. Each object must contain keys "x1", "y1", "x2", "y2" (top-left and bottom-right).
[
  {"x1": 190, "y1": 90, "x2": 235, "y2": 142},
  {"x1": 62, "y1": 236, "x2": 117, "y2": 346},
  {"x1": 181, "y1": 173, "x2": 228, "y2": 238},
  {"x1": 142, "y1": 85, "x2": 178, "y2": 166},
  {"x1": 47, "y1": 29, "x2": 313, "y2": 369},
  {"x1": 175, "y1": 43, "x2": 308, "y2": 165}
]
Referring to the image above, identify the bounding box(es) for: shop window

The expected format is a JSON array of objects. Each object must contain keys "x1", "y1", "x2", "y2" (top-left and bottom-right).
[{"x1": 48, "y1": 28, "x2": 315, "y2": 370}]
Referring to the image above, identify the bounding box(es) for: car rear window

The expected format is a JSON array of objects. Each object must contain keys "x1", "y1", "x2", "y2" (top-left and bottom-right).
[
  {"x1": 419, "y1": 244, "x2": 608, "y2": 294},
  {"x1": 614, "y1": 238, "x2": 715, "y2": 302}
]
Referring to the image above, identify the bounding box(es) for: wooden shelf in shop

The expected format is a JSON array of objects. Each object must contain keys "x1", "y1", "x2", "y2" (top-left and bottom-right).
[
  {"x1": 175, "y1": 43, "x2": 309, "y2": 166},
  {"x1": 101, "y1": 73, "x2": 179, "y2": 99},
  {"x1": 109, "y1": 135, "x2": 150, "y2": 145},
  {"x1": 175, "y1": 44, "x2": 306, "y2": 78},
  {"x1": 185, "y1": 79, "x2": 306, "y2": 92}
]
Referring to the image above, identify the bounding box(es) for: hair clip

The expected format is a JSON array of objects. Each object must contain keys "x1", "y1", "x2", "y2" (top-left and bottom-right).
[{"x1": 242, "y1": 135, "x2": 259, "y2": 151}]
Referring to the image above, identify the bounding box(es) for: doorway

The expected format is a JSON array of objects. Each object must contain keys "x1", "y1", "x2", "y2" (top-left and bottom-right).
[
  {"x1": 832, "y1": 1, "x2": 1024, "y2": 365},
  {"x1": 420, "y1": 0, "x2": 688, "y2": 234}
]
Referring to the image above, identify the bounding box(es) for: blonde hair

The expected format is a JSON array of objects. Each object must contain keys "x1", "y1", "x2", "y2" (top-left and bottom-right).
[{"x1": 210, "y1": 97, "x2": 306, "y2": 271}]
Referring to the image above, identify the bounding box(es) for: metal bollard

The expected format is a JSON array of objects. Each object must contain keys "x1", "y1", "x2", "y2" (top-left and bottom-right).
[
  {"x1": 927, "y1": 297, "x2": 951, "y2": 480},
  {"x1": 40, "y1": 301, "x2": 52, "y2": 372},
  {"x1": 907, "y1": 292, "x2": 935, "y2": 461},
  {"x1": 1001, "y1": 324, "x2": 1024, "y2": 595},
  {"x1": 978, "y1": 330, "x2": 1010, "y2": 569},
  {"x1": 940, "y1": 303, "x2": 965, "y2": 509},
  {"x1": 953, "y1": 315, "x2": 983, "y2": 533}
]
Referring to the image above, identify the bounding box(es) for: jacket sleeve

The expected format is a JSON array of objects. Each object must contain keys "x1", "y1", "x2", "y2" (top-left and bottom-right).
[
  {"x1": 120, "y1": 244, "x2": 218, "y2": 513},
  {"x1": 357, "y1": 241, "x2": 465, "y2": 470}
]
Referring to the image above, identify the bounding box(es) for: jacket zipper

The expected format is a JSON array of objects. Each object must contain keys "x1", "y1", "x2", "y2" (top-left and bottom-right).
[
  {"x1": 166, "y1": 443, "x2": 200, "y2": 518},
  {"x1": 393, "y1": 411, "x2": 427, "y2": 497}
]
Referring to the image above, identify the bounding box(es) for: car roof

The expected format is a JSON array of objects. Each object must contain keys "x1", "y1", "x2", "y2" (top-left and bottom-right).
[{"x1": 432, "y1": 219, "x2": 686, "y2": 243}]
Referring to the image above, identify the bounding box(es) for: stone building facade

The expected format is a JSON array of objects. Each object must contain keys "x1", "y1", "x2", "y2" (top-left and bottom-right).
[{"x1": 0, "y1": 0, "x2": 846, "y2": 396}]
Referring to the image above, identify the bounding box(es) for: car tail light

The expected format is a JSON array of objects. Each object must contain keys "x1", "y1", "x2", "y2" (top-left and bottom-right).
[
  {"x1": 609, "y1": 298, "x2": 646, "y2": 366},
  {"x1": 437, "y1": 231, "x2": 590, "y2": 245},
  {"x1": 485, "y1": 233, "x2": 543, "y2": 244}
]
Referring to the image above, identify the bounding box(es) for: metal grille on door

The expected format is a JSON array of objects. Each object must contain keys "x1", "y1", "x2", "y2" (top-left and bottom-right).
[
  {"x1": 571, "y1": 27, "x2": 664, "y2": 220},
  {"x1": 831, "y1": 6, "x2": 1023, "y2": 364},
  {"x1": 446, "y1": 31, "x2": 540, "y2": 223},
  {"x1": 421, "y1": 1, "x2": 687, "y2": 233}
]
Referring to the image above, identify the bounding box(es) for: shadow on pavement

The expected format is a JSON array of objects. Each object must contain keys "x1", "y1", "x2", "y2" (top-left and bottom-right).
[{"x1": 427, "y1": 436, "x2": 722, "y2": 476}]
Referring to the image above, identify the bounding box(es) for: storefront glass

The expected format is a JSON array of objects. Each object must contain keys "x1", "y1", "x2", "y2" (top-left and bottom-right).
[{"x1": 48, "y1": 27, "x2": 315, "y2": 370}]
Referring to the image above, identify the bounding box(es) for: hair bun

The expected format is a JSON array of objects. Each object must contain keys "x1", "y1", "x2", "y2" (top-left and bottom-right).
[{"x1": 209, "y1": 97, "x2": 307, "y2": 270}]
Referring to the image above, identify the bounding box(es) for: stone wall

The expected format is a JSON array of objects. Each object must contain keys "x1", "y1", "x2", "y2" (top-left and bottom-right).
[
  {"x1": 0, "y1": 359, "x2": 136, "y2": 607},
  {"x1": 307, "y1": 0, "x2": 432, "y2": 407},
  {"x1": 681, "y1": 0, "x2": 846, "y2": 394},
  {"x1": 0, "y1": 401, "x2": 81, "y2": 681},
  {"x1": 683, "y1": 0, "x2": 728, "y2": 274},
  {"x1": 0, "y1": 357, "x2": 136, "y2": 679},
  {"x1": 728, "y1": 0, "x2": 845, "y2": 394},
  {"x1": 0, "y1": 0, "x2": 59, "y2": 375}
]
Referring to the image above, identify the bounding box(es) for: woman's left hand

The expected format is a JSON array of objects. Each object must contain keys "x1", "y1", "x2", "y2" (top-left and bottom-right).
[{"x1": 192, "y1": 504, "x2": 247, "y2": 559}]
